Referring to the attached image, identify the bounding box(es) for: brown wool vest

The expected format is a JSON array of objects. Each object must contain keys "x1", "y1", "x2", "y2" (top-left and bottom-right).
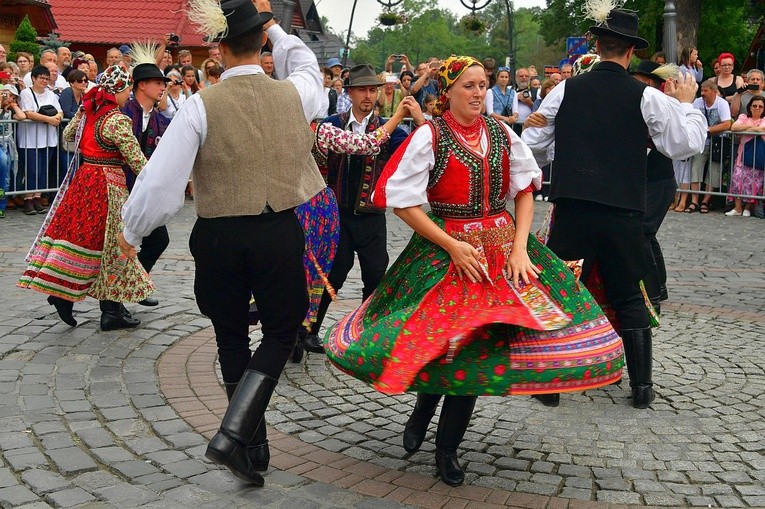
[{"x1": 192, "y1": 73, "x2": 325, "y2": 218}]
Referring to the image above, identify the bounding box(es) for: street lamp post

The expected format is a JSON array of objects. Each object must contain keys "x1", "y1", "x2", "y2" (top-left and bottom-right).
[
  {"x1": 460, "y1": 0, "x2": 515, "y2": 78},
  {"x1": 343, "y1": 0, "x2": 404, "y2": 67},
  {"x1": 663, "y1": 0, "x2": 677, "y2": 64}
]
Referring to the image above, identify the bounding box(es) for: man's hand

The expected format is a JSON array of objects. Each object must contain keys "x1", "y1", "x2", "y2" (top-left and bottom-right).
[
  {"x1": 401, "y1": 96, "x2": 425, "y2": 126},
  {"x1": 118, "y1": 232, "x2": 137, "y2": 258},
  {"x1": 254, "y1": 0, "x2": 275, "y2": 29},
  {"x1": 665, "y1": 73, "x2": 698, "y2": 104},
  {"x1": 523, "y1": 112, "x2": 548, "y2": 129}
]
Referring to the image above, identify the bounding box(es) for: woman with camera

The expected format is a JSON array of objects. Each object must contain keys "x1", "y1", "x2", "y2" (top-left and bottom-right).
[
  {"x1": 161, "y1": 69, "x2": 186, "y2": 119},
  {"x1": 484, "y1": 67, "x2": 518, "y2": 125},
  {"x1": 0, "y1": 85, "x2": 26, "y2": 218}
]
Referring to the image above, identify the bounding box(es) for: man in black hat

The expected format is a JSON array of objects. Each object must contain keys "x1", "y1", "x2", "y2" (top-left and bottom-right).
[
  {"x1": 121, "y1": 59, "x2": 172, "y2": 308},
  {"x1": 300, "y1": 64, "x2": 409, "y2": 355},
  {"x1": 630, "y1": 60, "x2": 677, "y2": 317},
  {"x1": 522, "y1": 7, "x2": 707, "y2": 409},
  {"x1": 119, "y1": 0, "x2": 327, "y2": 486}
]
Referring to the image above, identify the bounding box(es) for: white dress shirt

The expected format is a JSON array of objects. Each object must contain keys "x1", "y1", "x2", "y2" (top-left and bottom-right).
[
  {"x1": 121, "y1": 24, "x2": 325, "y2": 247},
  {"x1": 521, "y1": 79, "x2": 708, "y2": 167}
]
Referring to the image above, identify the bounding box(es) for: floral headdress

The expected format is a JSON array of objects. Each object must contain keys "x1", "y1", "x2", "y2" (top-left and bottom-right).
[{"x1": 433, "y1": 55, "x2": 483, "y2": 117}]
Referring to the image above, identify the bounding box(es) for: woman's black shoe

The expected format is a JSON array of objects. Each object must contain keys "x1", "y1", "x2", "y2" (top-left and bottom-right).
[
  {"x1": 302, "y1": 333, "x2": 325, "y2": 354},
  {"x1": 403, "y1": 394, "x2": 441, "y2": 453},
  {"x1": 435, "y1": 450, "x2": 465, "y2": 486},
  {"x1": 532, "y1": 393, "x2": 560, "y2": 407},
  {"x1": 47, "y1": 295, "x2": 77, "y2": 327}
]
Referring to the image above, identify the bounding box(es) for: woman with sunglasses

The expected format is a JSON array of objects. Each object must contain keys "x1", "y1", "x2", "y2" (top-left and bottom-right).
[{"x1": 59, "y1": 70, "x2": 89, "y2": 119}]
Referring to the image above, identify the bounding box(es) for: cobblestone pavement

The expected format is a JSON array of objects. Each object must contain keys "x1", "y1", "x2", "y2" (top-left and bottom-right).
[{"x1": 0, "y1": 202, "x2": 763, "y2": 508}]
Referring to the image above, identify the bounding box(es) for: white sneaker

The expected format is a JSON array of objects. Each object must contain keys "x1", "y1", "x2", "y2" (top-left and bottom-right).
[
  {"x1": 743, "y1": 209, "x2": 751, "y2": 217},
  {"x1": 725, "y1": 209, "x2": 742, "y2": 216},
  {"x1": 534, "y1": 195, "x2": 543, "y2": 201},
  {"x1": 543, "y1": 196, "x2": 549, "y2": 201}
]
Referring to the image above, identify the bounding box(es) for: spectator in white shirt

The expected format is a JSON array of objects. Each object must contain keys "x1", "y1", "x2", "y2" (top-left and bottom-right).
[
  {"x1": 161, "y1": 70, "x2": 186, "y2": 119},
  {"x1": 18, "y1": 65, "x2": 63, "y2": 214}
]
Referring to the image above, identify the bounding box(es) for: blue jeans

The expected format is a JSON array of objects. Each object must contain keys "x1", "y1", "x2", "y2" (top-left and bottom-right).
[
  {"x1": 20, "y1": 147, "x2": 54, "y2": 194},
  {"x1": 0, "y1": 144, "x2": 9, "y2": 210}
]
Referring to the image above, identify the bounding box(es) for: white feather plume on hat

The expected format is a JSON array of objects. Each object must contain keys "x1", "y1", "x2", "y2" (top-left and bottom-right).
[
  {"x1": 187, "y1": 0, "x2": 229, "y2": 40},
  {"x1": 652, "y1": 63, "x2": 679, "y2": 82},
  {"x1": 130, "y1": 41, "x2": 160, "y2": 66},
  {"x1": 583, "y1": 0, "x2": 625, "y2": 25}
]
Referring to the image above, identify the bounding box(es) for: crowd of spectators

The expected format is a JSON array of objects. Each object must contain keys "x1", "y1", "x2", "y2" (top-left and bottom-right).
[{"x1": 0, "y1": 35, "x2": 762, "y2": 218}]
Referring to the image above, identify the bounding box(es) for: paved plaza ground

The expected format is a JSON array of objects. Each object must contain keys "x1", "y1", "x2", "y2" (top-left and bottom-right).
[{"x1": 0, "y1": 201, "x2": 763, "y2": 508}]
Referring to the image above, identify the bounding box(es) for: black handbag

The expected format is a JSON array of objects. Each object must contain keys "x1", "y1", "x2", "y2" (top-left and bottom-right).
[{"x1": 31, "y1": 91, "x2": 59, "y2": 117}]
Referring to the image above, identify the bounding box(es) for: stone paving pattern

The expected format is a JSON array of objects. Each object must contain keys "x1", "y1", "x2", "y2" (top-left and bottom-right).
[{"x1": 0, "y1": 202, "x2": 763, "y2": 508}]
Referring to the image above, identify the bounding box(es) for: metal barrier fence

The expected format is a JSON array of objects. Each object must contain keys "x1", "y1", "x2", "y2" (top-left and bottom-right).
[{"x1": 1, "y1": 117, "x2": 763, "y2": 202}]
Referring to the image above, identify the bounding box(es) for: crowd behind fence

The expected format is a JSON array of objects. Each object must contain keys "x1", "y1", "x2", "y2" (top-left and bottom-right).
[{"x1": 1, "y1": 117, "x2": 763, "y2": 204}]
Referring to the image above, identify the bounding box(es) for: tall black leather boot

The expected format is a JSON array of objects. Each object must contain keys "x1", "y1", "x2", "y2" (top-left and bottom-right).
[
  {"x1": 225, "y1": 382, "x2": 269, "y2": 472},
  {"x1": 403, "y1": 393, "x2": 441, "y2": 453},
  {"x1": 47, "y1": 295, "x2": 77, "y2": 327},
  {"x1": 206, "y1": 370, "x2": 276, "y2": 485},
  {"x1": 434, "y1": 395, "x2": 477, "y2": 487},
  {"x1": 99, "y1": 301, "x2": 140, "y2": 331},
  {"x1": 621, "y1": 328, "x2": 655, "y2": 409}
]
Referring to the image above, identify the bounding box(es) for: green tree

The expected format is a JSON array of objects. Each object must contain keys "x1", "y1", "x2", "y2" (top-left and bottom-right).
[
  {"x1": 40, "y1": 32, "x2": 70, "y2": 53},
  {"x1": 349, "y1": 0, "x2": 490, "y2": 70},
  {"x1": 8, "y1": 15, "x2": 41, "y2": 64}
]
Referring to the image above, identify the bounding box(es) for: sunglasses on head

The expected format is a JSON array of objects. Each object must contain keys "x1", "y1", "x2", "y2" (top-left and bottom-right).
[{"x1": 497, "y1": 66, "x2": 510, "y2": 72}]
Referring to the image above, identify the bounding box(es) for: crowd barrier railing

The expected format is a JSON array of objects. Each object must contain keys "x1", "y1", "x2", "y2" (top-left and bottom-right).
[{"x1": 2, "y1": 117, "x2": 763, "y2": 203}]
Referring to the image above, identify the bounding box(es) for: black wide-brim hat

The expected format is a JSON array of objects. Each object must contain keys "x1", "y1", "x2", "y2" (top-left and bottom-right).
[
  {"x1": 344, "y1": 64, "x2": 383, "y2": 88},
  {"x1": 205, "y1": 0, "x2": 274, "y2": 43},
  {"x1": 589, "y1": 9, "x2": 649, "y2": 49},
  {"x1": 630, "y1": 59, "x2": 665, "y2": 83},
  {"x1": 132, "y1": 63, "x2": 171, "y2": 84}
]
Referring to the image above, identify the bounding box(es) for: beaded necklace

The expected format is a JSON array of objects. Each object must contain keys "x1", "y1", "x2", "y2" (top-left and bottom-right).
[{"x1": 444, "y1": 110, "x2": 484, "y2": 149}]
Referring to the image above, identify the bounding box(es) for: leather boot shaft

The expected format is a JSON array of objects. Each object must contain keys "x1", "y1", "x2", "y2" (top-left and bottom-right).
[
  {"x1": 434, "y1": 396, "x2": 477, "y2": 487},
  {"x1": 403, "y1": 393, "x2": 441, "y2": 453},
  {"x1": 205, "y1": 370, "x2": 277, "y2": 485},
  {"x1": 621, "y1": 328, "x2": 655, "y2": 409}
]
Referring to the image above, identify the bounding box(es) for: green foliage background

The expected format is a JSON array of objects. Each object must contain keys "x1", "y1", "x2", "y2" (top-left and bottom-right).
[
  {"x1": 349, "y1": 0, "x2": 765, "y2": 79},
  {"x1": 8, "y1": 15, "x2": 41, "y2": 64}
]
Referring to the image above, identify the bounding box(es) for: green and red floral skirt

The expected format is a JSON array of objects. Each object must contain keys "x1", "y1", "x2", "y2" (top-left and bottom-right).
[{"x1": 324, "y1": 212, "x2": 624, "y2": 396}]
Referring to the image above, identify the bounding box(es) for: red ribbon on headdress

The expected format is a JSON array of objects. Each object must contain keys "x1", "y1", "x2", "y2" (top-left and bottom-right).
[{"x1": 82, "y1": 86, "x2": 117, "y2": 116}]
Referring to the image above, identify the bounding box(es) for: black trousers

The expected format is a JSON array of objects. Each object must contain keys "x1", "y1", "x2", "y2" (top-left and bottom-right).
[
  {"x1": 310, "y1": 210, "x2": 389, "y2": 333},
  {"x1": 643, "y1": 178, "x2": 676, "y2": 303},
  {"x1": 137, "y1": 226, "x2": 169, "y2": 273},
  {"x1": 190, "y1": 211, "x2": 308, "y2": 383},
  {"x1": 547, "y1": 200, "x2": 651, "y2": 329}
]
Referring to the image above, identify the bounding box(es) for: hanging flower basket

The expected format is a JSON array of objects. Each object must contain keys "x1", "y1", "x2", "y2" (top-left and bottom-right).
[
  {"x1": 460, "y1": 15, "x2": 485, "y2": 34},
  {"x1": 379, "y1": 12, "x2": 403, "y2": 26}
]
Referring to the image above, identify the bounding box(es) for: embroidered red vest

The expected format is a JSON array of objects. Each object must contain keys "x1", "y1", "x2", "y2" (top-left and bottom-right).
[{"x1": 427, "y1": 116, "x2": 512, "y2": 219}]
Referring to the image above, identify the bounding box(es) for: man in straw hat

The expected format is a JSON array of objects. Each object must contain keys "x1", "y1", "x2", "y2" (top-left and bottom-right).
[
  {"x1": 119, "y1": 0, "x2": 327, "y2": 486},
  {"x1": 120, "y1": 45, "x2": 172, "y2": 307},
  {"x1": 522, "y1": 1, "x2": 707, "y2": 409}
]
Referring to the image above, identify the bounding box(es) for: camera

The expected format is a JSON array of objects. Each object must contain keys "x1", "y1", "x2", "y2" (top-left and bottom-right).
[
  {"x1": 748, "y1": 84, "x2": 760, "y2": 91},
  {"x1": 167, "y1": 33, "x2": 181, "y2": 47},
  {"x1": 522, "y1": 90, "x2": 531, "y2": 98},
  {"x1": 393, "y1": 54, "x2": 404, "y2": 61}
]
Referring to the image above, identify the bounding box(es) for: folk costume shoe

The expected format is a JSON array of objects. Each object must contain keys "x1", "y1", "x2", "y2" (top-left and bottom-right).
[
  {"x1": 206, "y1": 370, "x2": 277, "y2": 485},
  {"x1": 403, "y1": 393, "x2": 441, "y2": 453},
  {"x1": 302, "y1": 333, "x2": 325, "y2": 354},
  {"x1": 621, "y1": 328, "x2": 655, "y2": 409},
  {"x1": 47, "y1": 295, "x2": 77, "y2": 327},
  {"x1": 225, "y1": 382, "x2": 270, "y2": 471},
  {"x1": 531, "y1": 393, "x2": 560, "y2": 407},
  {"x1": 434, "y1": 396, "x2": 477, "y2": 487},
  {"x1": 99, "y1": 301, "x2": 140, "y2": 331}
]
